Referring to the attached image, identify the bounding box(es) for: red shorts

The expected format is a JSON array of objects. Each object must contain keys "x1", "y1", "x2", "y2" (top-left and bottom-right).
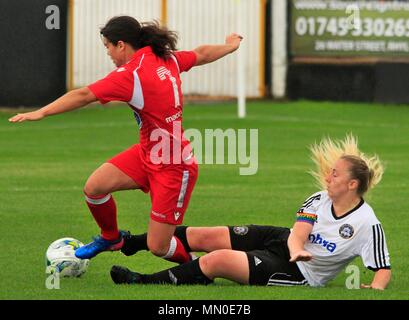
[{"x1": 107, "y1": 144, "x2": 198, "y2": 225}]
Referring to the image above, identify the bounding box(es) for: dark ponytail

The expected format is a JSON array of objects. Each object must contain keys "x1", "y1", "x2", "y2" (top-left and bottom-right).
[
  {"x1": 138, "y1": 21, "x2": 178, "y2": 58},
  {"x1": 100, "y1": 16, "x2": 178, "y2": 59}
]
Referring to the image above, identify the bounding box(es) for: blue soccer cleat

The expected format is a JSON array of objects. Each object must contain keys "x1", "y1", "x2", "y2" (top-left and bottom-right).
[{"x1": 75, "y1": 231, "x2": 128, "y2": 259}]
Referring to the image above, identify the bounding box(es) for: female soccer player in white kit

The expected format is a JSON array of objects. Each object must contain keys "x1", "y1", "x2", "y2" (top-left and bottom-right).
[{"x1": 112, "y1": 135, "x2": 391, "y2": 290}]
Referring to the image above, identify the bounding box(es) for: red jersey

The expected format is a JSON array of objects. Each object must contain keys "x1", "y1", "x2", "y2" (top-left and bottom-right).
[{"x1": 88, "y1": 46, "x2": 197, "y2": 169}]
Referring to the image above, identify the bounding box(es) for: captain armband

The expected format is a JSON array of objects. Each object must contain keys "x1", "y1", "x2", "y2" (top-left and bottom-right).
[{"x1": 296, "y1": 212, "x2": 318, "y2": 225}]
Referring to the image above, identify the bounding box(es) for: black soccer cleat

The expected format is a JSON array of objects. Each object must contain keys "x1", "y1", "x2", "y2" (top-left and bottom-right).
[{"x1": 110, "y1": 265, "x2": 143, "y2": 284}]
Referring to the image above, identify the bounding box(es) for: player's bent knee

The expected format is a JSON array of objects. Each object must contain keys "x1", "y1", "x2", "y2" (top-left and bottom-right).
[
  {"x1": 147, "y1": 241, "x2": 169, "y2": 257},
  {"x1": 83, "y1": 173, "x2": 112, "y2": 197},
  {"x1": 150, "y1": 248, "x2": 168, "y2": 257},
  {"x1": 198, "y1": 254, "x2": 212, "y2": 273},
  {"x1": 200, "y1": 250, "x2": 228, "y2": 274},
  {"x1": 83, "y1": 183, "x2": 105, "y2": 198}
]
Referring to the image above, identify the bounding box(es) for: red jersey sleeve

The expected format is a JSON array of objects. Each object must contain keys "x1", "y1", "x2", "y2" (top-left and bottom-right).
[
  {"x1": 172, "y1": 51, "x2": 197, "y2": 73},
  {"x1": 88, "y1": 69, "x2": 133, "y2": 105}
]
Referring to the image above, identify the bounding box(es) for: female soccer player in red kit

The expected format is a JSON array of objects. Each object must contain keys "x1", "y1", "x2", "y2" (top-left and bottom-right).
[{"x1": 9, "y1": 16, "x2": 242, "y2": 263}]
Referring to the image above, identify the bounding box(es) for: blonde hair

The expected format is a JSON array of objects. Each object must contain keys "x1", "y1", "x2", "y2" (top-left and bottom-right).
[{"x1": 309, "y1": 134, "x2": 384, "y2": 195}]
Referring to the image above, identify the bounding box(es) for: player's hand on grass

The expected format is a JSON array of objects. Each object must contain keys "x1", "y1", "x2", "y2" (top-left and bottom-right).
[
  {"x1": 360, "y1": 283, "x2": 384, "y2": 290},
  {"x1": 8, "y1": 110, "x2": 45, "y2": 123},
  {"x1": 225, "y1": 33, "x2": 243, "y2": 51},
  {"x1": 289, "y1": 250, "x2": 312, "y2": 262}
]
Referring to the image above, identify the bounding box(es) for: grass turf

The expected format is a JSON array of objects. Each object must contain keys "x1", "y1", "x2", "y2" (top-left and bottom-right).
[{"x1": 0, "y1": 100, "x2": 408, "y2": 300}]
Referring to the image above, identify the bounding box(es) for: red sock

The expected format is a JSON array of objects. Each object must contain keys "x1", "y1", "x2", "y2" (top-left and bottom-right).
[
  {"x1": 162, "y1": 236, "x2": 191, "y2": 264},
  {"x1": 85, "y1": 193, "x2": 119, "y2": 241}
]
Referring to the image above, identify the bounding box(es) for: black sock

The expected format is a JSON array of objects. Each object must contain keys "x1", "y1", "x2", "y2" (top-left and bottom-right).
[
  {"x1": 121, "y1": 233, "x2": 149, "y2": 256},
  {"x1": 123, "y1": 226, "x2": 190, "y2": 256},
  {"x1": 123, "y1": 226, "x2": 191, "y2": 256},
  {"x1": 141, "y1": 258, "x2": 213, "y2": 285},
  {"x1": 174, "y1": 226, "x2": 192, "y2": 252}
]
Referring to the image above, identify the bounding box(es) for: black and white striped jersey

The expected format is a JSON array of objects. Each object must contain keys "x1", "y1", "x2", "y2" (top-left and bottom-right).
[{"x1": 295, "y1": 191, "x2": 391, "y2": 287}]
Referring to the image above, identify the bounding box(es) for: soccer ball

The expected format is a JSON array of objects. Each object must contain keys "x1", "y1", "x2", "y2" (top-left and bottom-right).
[{"x1": 45, "y1": 238, "x2": 89, "y2": 277}]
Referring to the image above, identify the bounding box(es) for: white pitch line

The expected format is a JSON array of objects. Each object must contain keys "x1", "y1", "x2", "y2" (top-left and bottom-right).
[
  {"x1": 3, "y1": 186, "x2": 83, "y2": 192},
  {"x1": 1, "y1": 114, "x2": 407, "y2": 132}
]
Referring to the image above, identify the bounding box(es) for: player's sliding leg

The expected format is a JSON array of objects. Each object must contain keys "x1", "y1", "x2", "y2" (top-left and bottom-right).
[
  {"x1": 111, "y1": 259, "x2": 211, "y2": 285},
  {"x1": 121, "y1": 226, "x2": 232, "y2": 256},
  {"x1": 121, "y1": 227, "x2": 188, "y2": 256},
  {"x1": 111, "y1": 249, "x2": 249, "y2": 285},
  {"x1": 146, "y1": 220, "x2": 193, "y2": 264},
  {"x1": 75, "y1": 163, "x2": 140, "y2": 259},
  {"x1": 186, "y1": 226, "x2": 232, "y2": 251}
]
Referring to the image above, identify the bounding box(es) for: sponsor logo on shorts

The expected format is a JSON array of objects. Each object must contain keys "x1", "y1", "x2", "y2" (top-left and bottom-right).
[
  {"x1": 233, "y1": 226, "x2": 249, "y2": 236},
  {"x1": 174, "y1": 212, "x2": 181, "y2": 221},
  {"x1": 151, "y1": 210, "x2": 166, "y2": 219},
  {"x1": 254, "y1": 256, "x2": 262, "y2": 266},
  {"x1": 339, "y1": 224, "x2": 354, "y2": 239}
]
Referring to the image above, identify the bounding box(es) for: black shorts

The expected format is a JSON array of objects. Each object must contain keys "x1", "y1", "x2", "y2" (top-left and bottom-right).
[{"x1": 228, "y1": 225, "x2": 307, "y2": 286}]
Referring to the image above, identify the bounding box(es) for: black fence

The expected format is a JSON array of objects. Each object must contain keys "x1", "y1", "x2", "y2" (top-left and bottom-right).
[
  {"x1": 287, "y1": 61, "x2": 409, "y2": 104},
  {"x1": 2, "y1": 0, "x2": 409, "y2": 107},
  {"x1": 0, "y1": 0, "x2": 67, "y2": 107}
]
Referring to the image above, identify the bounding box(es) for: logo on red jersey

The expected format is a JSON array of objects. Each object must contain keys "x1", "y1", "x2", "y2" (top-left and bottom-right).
[
  {"x1": 166, "y1": 110, "x2": 182, "y2": 123},
  {"x1": 156, "y1": 66, "x2": 180, "y2": 108}
]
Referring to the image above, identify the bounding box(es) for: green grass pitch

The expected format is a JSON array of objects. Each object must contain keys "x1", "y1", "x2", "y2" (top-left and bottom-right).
[{"x1": 0, "y1": 100, "x2": 408, "y2": 300}]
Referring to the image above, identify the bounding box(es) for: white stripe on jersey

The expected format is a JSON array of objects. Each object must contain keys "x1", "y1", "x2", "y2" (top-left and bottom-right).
[
  {"x1": 129, "y1": 54, "x2": 145, "y2": 110},
  {"x1": 170, "y1": 54, "x2": 180, "y2": 74}
]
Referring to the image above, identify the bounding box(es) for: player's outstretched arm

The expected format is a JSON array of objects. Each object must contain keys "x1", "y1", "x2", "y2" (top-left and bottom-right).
[
  {"x1": 288, "y1": 222, "x2": 313, "y2": 262},
  {"x1": 8, "y1": 87, "x2": 97, "y2": 123},
  {"x1": 193, "y1": 33, "x2": 243, "y2": 66},
  {"x1": 361, "y1": 268, "x2": 391, "y2": 290}
]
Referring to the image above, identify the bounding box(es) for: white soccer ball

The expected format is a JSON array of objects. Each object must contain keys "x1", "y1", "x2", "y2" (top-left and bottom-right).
[{"x1": 45, "y1": 238, "x2": 89, "y2": 277}]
